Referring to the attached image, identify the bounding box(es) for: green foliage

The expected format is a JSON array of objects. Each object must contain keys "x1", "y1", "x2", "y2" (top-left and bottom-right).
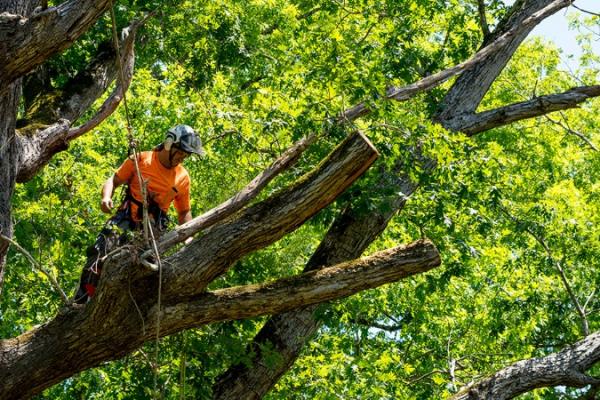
[{"x1": 2, "y1": 1, "x2": 599, "y2": 399}]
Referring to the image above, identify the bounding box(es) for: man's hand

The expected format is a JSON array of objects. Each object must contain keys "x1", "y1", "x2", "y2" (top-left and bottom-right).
[
  {"x1": 100, "y1": 174, "x2": 126, "y2": 214},
  {"x1": 100, "y1": 197, "x2": 114, "y2": 214}
]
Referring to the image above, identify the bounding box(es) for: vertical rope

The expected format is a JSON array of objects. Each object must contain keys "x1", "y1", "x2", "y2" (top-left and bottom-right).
[{"x1": 108, "y1": 3, "x2": 164, "y2": 398}]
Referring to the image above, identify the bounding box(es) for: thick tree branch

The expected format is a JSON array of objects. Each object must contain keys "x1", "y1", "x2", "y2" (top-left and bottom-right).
[
  {"x1": 0, "y1": 238, "x2": 437, "y2": 399},
  {"x1": 158, "y1": 131, "x2": 379, "y2": 298},
  {"x1": 143, "y1": 133, "x2": 317, "y2": 259},
  {"x1": 0, "y1": 0, "x2": 113, "y2": 90},
  {"x1": 435, "y1": 0, "x2": 573, "y2": 122},
  {"x1": 451, "y1": 331, "x2": 600, "y2": 400},
  {"x1": 156, "y1": 240, "x2": 441, "y2": 336},
  {"x1": 16, "y1": 21, "x2": 138, "y2": 183},
  {"x1": 212, "y1": 150, "x2": 431, "y2": 400},
  {"x1": 448, "y1": 85, "x2": 600, "y2": 136}
]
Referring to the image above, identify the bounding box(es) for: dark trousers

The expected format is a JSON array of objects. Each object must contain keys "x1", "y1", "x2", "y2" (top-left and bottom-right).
[{"x1": 73, "y1": 210, "x2": 138, "y2": 304}]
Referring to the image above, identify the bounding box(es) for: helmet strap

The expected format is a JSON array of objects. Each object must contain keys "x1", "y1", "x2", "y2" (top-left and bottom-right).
[{"x1": 168, "y1": 147, "x2": 176, "y2": 167}]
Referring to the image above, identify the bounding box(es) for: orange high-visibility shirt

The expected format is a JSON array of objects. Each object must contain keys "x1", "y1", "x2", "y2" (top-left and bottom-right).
[{"x1": 116, "y1": 151, "x2": 191, "y2": 221}]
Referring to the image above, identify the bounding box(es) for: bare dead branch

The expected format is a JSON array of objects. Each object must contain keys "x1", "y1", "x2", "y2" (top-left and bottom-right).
[{"x1": 449, "y1": 85, "x2": 600, "y2": 136}]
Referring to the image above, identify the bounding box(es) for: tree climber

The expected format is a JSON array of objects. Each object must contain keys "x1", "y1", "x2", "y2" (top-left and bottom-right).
[{"x1": 73, "y1": 124, "x2": 205, "y2": 304}]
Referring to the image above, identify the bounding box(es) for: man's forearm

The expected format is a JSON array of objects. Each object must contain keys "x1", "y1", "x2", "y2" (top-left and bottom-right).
[{"x1": 101, "y1": 177, "x2": 115, "y2": 200}]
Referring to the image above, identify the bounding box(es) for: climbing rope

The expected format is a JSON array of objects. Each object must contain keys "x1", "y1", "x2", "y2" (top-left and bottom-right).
[{"x1": 108, "y1": 3, "x2": 165, "y2": 398}]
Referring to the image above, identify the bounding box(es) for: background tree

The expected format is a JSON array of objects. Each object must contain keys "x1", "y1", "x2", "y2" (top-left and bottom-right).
[{"x1": 0, "y1": 0, "x2": 599, "y2": 399}]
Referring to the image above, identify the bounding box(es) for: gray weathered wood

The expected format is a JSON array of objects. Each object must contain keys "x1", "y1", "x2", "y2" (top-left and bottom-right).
[{"x1": 451, "y1": 332, "x2": 600, "y2": 400}]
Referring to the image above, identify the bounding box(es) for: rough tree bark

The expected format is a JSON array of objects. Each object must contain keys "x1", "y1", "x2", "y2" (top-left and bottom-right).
[
  {"x1": 450, "y1": 331, "x2": 600, "y2": 400},
  {"x1": 0, "y1": 131, "x2": 433, "y2": 399}
]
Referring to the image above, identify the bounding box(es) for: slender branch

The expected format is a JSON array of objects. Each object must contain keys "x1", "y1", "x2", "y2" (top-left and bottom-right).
[
  {"x1": 0, "y1": 234, "x2": 70, "y2": 305},
  {"x1": 544, "y1": 113, "x2": 598, "y2": 152},
  {"x1": 351, "y1": 317, "x2": 405, "y2": 332},
  {"x1": 477, "y1": 0, "x2": 491, "y2": 39},
  {"x1": 452, "y1": 85, "x2": 600, "y2": 136},
  {"x1": 499, "y1": 206, "x2": 589, "y2": 336},
  {"x1": 572, "y1": 4, "x2": 600, "y2": 17}
]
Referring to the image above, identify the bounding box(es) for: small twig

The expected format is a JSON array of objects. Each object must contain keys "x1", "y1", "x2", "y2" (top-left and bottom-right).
[
  {"x1": 477, "y1": 0, "x2": 491, "y2": 39},
  {"x1": 498, "y1": 206, "x2": 590, "y2": 336},
  {"x1": 572, "y1": 4, "x2": 600, "y2": 17},
  {"x1": 544, "y1": 114, "x2": 598, "y2": 152},
  {"x1": 583, "y1": 289, "x2": 596, "y2": 313},
  {"x1": 0, "y1": 234, "x2": 70, "y2": 305}
]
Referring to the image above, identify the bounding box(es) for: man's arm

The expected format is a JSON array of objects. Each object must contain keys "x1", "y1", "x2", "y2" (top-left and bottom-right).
[
  {"x1": 177, "y1": 209, "x2": 192, "y2": 225},
  {"x1": 177, "y1": 209, "x2": 194, "y2": 245},
  {"x1": 100, "y1": 174, "x2": 127, "y2": 213}
]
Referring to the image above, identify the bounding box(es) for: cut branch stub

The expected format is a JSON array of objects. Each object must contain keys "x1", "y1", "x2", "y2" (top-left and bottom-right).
[
  {"x1": 162, "y1": 130, "x2": 379, "y2": 297},
  {"x1": 156, "y1": 239, "x2": 441, "y2": 335}
]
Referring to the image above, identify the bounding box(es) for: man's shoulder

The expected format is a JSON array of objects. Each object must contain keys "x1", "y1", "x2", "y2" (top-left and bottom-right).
[
  {"x1": 176, "y1": 165, "x2": 190, "y2": 178},
  {"x1": 174, "y1": 165, "x2": 190, "y2": 185}
]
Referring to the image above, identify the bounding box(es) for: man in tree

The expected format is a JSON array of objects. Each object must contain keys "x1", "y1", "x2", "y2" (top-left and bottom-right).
[{"x1": 74, "y1": 124, "x2": 205, "y2": 304}]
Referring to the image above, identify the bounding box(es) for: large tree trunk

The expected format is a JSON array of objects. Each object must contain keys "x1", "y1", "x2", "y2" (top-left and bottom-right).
[
  {"x1": 0, "y1": 80, "x2": 19, "y2": 296},
  {"x1": 0, "y1": 0, "x2": 36, "y2": 295}
]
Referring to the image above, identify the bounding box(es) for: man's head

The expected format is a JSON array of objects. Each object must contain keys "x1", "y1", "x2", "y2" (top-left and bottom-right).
[{"x1": 159, "y1": 124, "x2": 205, "y2": 168}]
